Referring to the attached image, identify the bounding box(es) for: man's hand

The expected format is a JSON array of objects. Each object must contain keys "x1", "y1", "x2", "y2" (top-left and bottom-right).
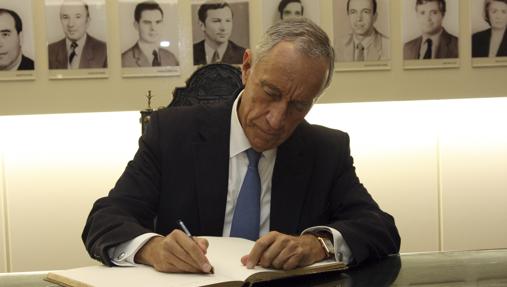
[
  {"x1": 241, "y1": 231, "x2": 328, "y2": 270},
  {"x1": 134, "y1": 230, "x2": 213, "y2": 273}
]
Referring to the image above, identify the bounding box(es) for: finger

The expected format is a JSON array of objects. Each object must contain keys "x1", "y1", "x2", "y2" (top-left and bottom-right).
[
  {"x1": 175, "y1": 232, "x2": 213, "y2": 273},
  {"x1": 258, "y1": 236, "x2": 288, "y2": 268},
  {"x1": 194, "y1": 237, "x2": 209, "y2": 254},
  {"x1": 270, "y1": 242, "x2": 300, "y2": 269},
  {"x1": 247, "y1": 232, "x2": 278, "y2": 269},
  {"x1": 240, "y1": 255, "x2": 249, "y2": 266},
  {"x1": 282, "y1": 252, "x2": 304, "y2": 270},
  {"x1": 163, "y1": 234, "x2": 206, "y2": 272},
  {"x1": 157, "y1": 253, "x2": 202, "y2": 273}
]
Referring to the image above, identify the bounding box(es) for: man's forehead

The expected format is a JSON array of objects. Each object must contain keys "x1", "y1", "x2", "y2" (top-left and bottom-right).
[
  {"x1": 60, "y1": 3, "x2": 87, "y2": 13},
  {"x1": 349, "y1": 0, "x2": 374, "y2": 9},
  {"x1": 140, "y1": 9, "x2": 163, "y2": 19},
  {"x1": 0, "y1": 13, "x2": 15, "y2": 27}
]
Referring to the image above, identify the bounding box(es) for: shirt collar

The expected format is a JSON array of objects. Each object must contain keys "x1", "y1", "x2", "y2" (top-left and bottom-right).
[
  {"x1": 66, "y1": 34, "x2": 87, "y2": 54},
  {"x1": 205, "y1": 40, "x2": 228, "y2": 63},
  {"x1": 229, "y1": 91, "x2": 276, "y2": 160},
  {"x1": 353, "y1": 29, "x2": 375, "y2": 49},
  {"x1": 137, "y1": 41, "x2": 159, "y2": 60}
]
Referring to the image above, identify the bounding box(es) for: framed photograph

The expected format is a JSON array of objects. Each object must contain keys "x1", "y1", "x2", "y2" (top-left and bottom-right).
[
  {"x1": 403, "y1": 0, "x2": 460, "y2": 69},
  {"x1": 471, "y1": 0, "x2": 507, "y2": 67},
  {"x1": 191, "y1": 0, "x2": 249, "y2": 66},
  {"x1": 45, "y1": 0, "x2": 109, "y2": 79},
  {"x1": 333, "y1": 0, "x2": 391, "y2": 71},
  {"x1": 119, "y1": 0, "x2": 181, "y2": 77},
  {"x1": 0, "y1": 0, "x2": 35, "y2": 81},
  {"x1": 262, "y1": 0, "x2": 321, "y2": 32}
]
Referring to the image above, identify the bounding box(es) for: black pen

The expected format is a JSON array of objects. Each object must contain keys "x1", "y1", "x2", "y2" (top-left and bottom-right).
[{"x1": 177, "y1": 219, "x2": 215, "y2": 274}]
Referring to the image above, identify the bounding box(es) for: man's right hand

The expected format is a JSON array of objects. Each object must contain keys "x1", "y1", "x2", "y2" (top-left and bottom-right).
[{"x1": 134, "y1": 229, "x2": 213, "y2": 273}]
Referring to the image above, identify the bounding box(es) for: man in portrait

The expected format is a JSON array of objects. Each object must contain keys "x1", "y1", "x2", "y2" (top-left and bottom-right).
[
  {"x1": 335, "y1": 0, "x2": 389, "y2": 62},
  {"x1": 278, "y1": 0, "x2": 304, "y2": 20},
  {"x1": 193, "y1": 0, "x2": 246, "y2": 65},
  {"x1": 122, "y1": 1, "x2": 179, "y2": 67},
  {"x1": 0, "y1": 8, "x2": 34, "y2": 71},
  {"x1": 48, "y1": 0, "x2": 107, "y2": 69},
  {"x1": 404, "y1": 0, "x2": 458, "y2": 60}
]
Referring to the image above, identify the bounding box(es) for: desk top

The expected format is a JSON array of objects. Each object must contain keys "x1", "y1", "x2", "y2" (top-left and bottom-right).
[{"x1": 1, "y1": 249, "x2": 506, "y2": 287}]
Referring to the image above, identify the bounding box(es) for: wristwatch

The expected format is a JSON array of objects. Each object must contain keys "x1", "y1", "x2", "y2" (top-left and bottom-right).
[{"x1": 316, "y1": 235, "x2": 335, "y2": 259}]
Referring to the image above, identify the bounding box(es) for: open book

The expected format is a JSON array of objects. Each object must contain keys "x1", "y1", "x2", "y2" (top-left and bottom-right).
[{"x1": 45, "y1": 236, "x2": 347, "y2": 287}]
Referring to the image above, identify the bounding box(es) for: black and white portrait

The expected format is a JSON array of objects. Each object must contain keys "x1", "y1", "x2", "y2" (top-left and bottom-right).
[
  {"x1": 191, "y1": 0, "x2": 249, "y2": 66},
  {"x1": 45, "y1": 0, "x2": 108, "y2": 70},
  {"x1": 0, "y1": 0, "x2": 35, "y2": 73},
  {"x1": 471, "y1": 0, "x2": 507, "y2": 58},
  {"x1": 119, "y1": 0, "x2": 180, "y2": 70},
  {"x1": 262, "y1": 0, "x2": 321, "y2": 32},
  {"x1": 333, "y1": 0, "x2": 390, "y2": 63},
  {"x1": 403, "y1": 0, "x2": 459, "y2": 61}
]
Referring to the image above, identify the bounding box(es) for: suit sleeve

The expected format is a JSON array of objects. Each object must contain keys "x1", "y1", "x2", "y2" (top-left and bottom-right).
[
  {"x1": 81, "y1": 112, "x2": 163, "y2": 266},
  {"x1": 326, "y1": 132, "x2": 400, "y2": 264}
]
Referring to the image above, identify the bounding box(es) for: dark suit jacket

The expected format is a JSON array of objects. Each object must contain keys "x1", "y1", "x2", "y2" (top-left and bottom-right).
[
  {"x1": 48, "y1": 34, "x2": 108, "y2": 69},
  {"x1": 121, "y1": 43, "x2": 179, "y2": 67},
  {"x1": 18, "y1": 55, "x2": 34, "y2": 70},
  {"x1": 82, "y1": 99, "x2": 400, "y2": 266},
  {"x1": 193, "y1": 40, "x2": 245, "y2": 65},
  {"x1": 472, "y1": 28, "x2": 507, "y2": 58},
  {"x1": 404, "y1": 29, "x2": 459, "y2": 59}
]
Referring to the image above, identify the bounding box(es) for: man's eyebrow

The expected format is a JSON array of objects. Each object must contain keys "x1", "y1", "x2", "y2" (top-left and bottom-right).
[
  {"x1": 260, "y1": 80, "x2": 282, "y2": 95},
  {"x1": 0, "y1": 29, "x2": 12, "y2": 33}
]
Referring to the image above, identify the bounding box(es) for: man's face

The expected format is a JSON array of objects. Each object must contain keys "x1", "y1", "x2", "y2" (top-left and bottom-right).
[
  {"x1": 348, "y1": 0, "x2": 377, "y2": 36},
  {"x1": 239, "y1": 42, "x2": 328, "y2": 152},
  {"x1": 135, "y1": 9, "x2": 163, "y2": 45},
  {"x1": 60, "y1": 3, "x2": 89, "y2": 41},
  {"x1": 416, "y1": 1, "x2": 444, "y2": 36},
  {"x1": 200, "y1": 7, "x2": 232, "y2": 45},
  {"x1": 0, "y1": 13, "x2": 22, "y2": 70},
  {"x1": 488, "y1": 1, "x2": 507, "y2": 30},
  {"x1": 281, "y1": 2, "x2": 303, "y2": 20}
]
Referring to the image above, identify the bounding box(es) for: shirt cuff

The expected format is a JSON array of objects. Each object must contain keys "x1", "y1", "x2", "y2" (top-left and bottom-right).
[
  {"x1": 107, "y1": 233, "x2": 161, "y2": 266},
  {"x1": 301, "y1": 226, "x2": 353, "y2": 264}
]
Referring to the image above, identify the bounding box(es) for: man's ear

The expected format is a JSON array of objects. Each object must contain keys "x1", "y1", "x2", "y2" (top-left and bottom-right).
[
  {"x1": 134, "y1": 21, "x2": 139, "y2": 32},
  {"x1": 241, "y1": 49, "x2": 252, "y2": 85},
  {"x1": 199, "y1": 21, "x2": 206, "y2": 32}
]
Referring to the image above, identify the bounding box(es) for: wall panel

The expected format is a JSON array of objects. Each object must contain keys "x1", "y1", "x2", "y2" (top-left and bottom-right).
[
  {"x1": 2, "y1": 112, "x2": 140, "y2": 271},
  {"x1": 0, "y1": 152, "x2": 8, "y2": 272},
  {"x1": 439, "y1": 99, "x2": 507, "y2": 250}
]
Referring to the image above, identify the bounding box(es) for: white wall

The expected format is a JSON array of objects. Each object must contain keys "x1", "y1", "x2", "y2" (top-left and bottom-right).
[
  {"x1": 1, "y1": 97, "x2": 507, "y2": 271},
  {"x1": 0, "y1": 151, "x2": 7, "y2": 273}
]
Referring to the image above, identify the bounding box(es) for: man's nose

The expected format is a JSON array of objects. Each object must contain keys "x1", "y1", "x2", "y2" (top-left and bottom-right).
[{"x1": 266, "y1": 102, "x2": 287, "y2": 131}]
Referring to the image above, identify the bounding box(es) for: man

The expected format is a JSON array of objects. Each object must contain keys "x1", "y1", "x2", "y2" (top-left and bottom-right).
[
  {"x1": 122, "y1": 1, "x2": 179, "y2": 67},
  {"x1": 48, "y1": 0, "x2": 107, "y2": 69},
  {"x1": 336, "y1": 0, "x2": 389, "y2": 62},
  {"x1": 278, "y1": 0, "x2": 304, "y2": 20},
  {"x1": 83, "y1": 18, "x2": 400, "y2": 273},
  {"x1": 404, "y1": 0, "x2": 458, "y2": 60},
  {"x1": 193, "y1": 0, "x2": 245, "y2": 65},
  {"x1": 0, "y1": 8, "x2": 34, "y2": 71}
]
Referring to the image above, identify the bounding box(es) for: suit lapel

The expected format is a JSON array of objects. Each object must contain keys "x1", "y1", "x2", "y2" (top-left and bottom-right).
[
  {"x1": 81, "y1": 35, "x2": 94, "y2": 68},
  {"x1": 193, "y1": 103, "x2": 232, "y2": 236},
  {"x1": 270, "y1": 123, "x2": 314, "y2": 235},
  {"x1": 437, "y1": 30, "x2": 450, "y2": 58},
  {"x1": 56, "y1": 40, "x2": 68, "y2": 68}
]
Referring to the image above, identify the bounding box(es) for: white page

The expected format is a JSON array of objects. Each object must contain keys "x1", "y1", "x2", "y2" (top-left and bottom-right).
[{"x1": 47, "y1": 237, "x2": 275, "y2": 287}]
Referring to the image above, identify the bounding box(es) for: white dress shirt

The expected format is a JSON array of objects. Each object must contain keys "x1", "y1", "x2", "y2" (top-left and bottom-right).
[{"x1": 108, "y1": 93, "x2": 352, "y2": 265}]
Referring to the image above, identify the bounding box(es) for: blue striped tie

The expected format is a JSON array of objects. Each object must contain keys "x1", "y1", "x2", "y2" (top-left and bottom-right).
[{"x1": 230, "y1": 148, "x2": 261, "y2": 240}]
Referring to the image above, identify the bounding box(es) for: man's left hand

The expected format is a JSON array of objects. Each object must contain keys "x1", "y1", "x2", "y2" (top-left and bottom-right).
[{"x1": 240, "y1": 231, "x2": 327, "y2": 270}]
